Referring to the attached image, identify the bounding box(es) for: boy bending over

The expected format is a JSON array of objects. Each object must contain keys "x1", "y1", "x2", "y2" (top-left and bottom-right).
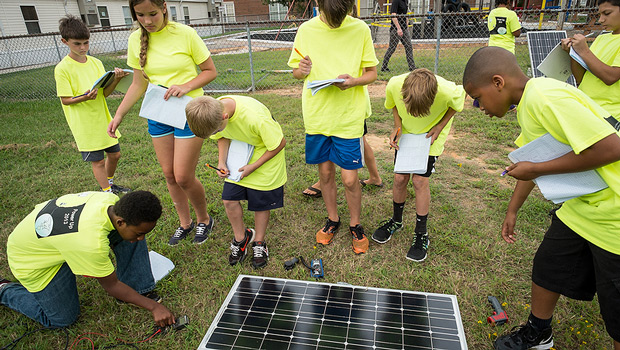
[
  {"x1": 186, "y1": 96, "x2": 286, "y2": 269},
  {"x1": 464, "y1": 46, "x2": 620, "y2": 350}
]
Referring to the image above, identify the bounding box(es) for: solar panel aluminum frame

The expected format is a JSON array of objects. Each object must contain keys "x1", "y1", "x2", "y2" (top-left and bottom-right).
[{"x1": 198, "y1": 274, "x2": 468, "y2": 350}]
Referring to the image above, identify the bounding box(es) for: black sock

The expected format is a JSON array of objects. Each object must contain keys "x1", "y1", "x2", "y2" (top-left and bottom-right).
[
  {"x1": 414, "y1": 214, "x2": 428, "y2": 234},
  {"x1": 528, "y1": 312, "x2": 552, "y2": 330},
  {"x1": 392, "y1": 201, "x2": 405, "y2": 223}
]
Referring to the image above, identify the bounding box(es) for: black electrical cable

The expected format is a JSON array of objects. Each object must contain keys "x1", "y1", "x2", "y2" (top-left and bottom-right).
[{"x1": 0, "y1": 326, "x2": 69, "y2": 350}]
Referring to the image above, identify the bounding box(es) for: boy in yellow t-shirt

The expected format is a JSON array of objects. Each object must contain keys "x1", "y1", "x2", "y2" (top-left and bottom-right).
[
  {"x1": 288, "y1": 0, "x2": 379, "y2": 254},
  {"x1": 464, "y1": 46, "x2": 620, "y2": 350},
  {"x1": 561, "y1": 0, "x2": 620, "y2": 122},
  {"x1": 185, "y1": 96, "x2": 287, "y2": 269},
  {"x1": 54, "y1": 15, "x2": 130, "y2": 194},
  {"x1": 488, "y1": 0, "x2": 522, "y2": 54},
  {"x1": 372, "y1": 68, "x2": 465, "y2": 262}
]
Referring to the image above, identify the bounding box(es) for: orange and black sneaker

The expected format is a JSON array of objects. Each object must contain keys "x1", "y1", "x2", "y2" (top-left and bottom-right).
[
  {"x1": 316, "y1": 217, "x2": 340, "y2": 245},
  {"x1": 350, "y1": 224, "x2": 369, "y2": 254}
]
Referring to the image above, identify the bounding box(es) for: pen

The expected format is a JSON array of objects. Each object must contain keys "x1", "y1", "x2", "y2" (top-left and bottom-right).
[
  {"x1": 294, "y1": 48, "x2": 305, "y2": 59},
  {"x1": 501, "y1": 169, "x2": 508, "y2": 176},
  {"x1": 158, "y1": 84, "x2": 168, "y2": 89},
  {"x1": 71, "y1": 92, "x2": 88, "y2": 99},
  {"x1": 390, "y1": 127, "x2": 401, "y2": 150},
  {"x1": 205, "y1": 163, "x2": 226, "y2": 174}
]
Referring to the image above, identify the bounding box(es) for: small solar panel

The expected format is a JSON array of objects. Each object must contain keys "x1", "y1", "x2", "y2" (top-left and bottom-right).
[
  {"x1": 527, "y1": 30, "x2": 577, "y2": 86},
  {"x1": 198, "y1": 275, "x2": 468, "y2": 350}
]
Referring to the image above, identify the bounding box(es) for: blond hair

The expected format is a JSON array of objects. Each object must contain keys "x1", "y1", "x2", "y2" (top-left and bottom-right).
[
  {"x1": 402, "y1": 68, "x2": 438, "y2": 117},
  {"x1": 129, "y1": 0, "x2": 169, "y2": 79},
  {"x1": 185, "y1": 96, "x2": 224, "y2": 138}
]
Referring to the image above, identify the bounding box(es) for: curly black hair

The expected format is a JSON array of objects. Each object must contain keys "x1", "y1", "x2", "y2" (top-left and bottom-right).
[{"x1": 113, "y1": 191, "x2": 162, "y2": 226}]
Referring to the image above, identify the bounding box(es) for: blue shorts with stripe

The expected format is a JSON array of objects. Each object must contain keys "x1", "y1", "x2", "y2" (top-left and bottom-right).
[{"x1": 305, "y1": 134, "x2": 364, "y2": 170}]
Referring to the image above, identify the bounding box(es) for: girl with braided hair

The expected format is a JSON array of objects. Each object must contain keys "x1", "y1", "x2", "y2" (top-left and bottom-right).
[{"x1": 108, "y1": 0, "x2": 217, "y2": 245}]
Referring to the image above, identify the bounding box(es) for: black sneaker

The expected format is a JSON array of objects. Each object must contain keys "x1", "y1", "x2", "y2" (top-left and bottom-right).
[
  {"x1": 406, "y1": 232, "x2": 429, "y2": 262},
  {"x1": 192, "y1": 216, "x2": 215, "y2": 244},
  {"x1": 110, "y1": 184, "x2": 131, "y2": 194},
  {"x1": 494, "y1": 320, "x2": 553, "y2": 350},
  {"x1": 251, "y1": 241, "x2": 269, "y2": 269},
  {"x1": 372, "y1": 218, "x2": 403, "y2": 244},
  {"x1": 168, "y1": 222, "x2": 195, "y2": 246},
  {"x1": 117, "y1": 290, "x2": 162, "y2": 305},
  {"x1": 229, "y1": 229, "x2": 255, "y2": 266}
]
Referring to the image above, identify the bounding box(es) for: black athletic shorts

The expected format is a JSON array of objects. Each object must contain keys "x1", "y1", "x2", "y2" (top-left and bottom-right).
[
  {"x1": 222, "y1": 182, "x2": 284, "y2": 212},
  {"x1": 532, "y1": 213, "x2": 620, "y2": 342}
]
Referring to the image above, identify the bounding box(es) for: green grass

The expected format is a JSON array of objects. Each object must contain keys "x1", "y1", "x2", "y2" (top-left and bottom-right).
[{"x1": 0, "y1": 94, "x2": 613, "y2": 349}]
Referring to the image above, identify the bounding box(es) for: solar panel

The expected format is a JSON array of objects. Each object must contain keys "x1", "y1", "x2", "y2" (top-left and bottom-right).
[
  {"x1": 527, "y1": 30, "x2": 577, "y2": 86},
  {"x1": 198, "y1": 275, "x2": 468, "y2": 350}
]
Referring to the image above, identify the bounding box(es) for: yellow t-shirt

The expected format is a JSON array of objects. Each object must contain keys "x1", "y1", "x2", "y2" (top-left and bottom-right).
[
  {"x1": 7, "y1": 192, "x2": 118, "y2": 292},
  {"x1": 577, "y1": 33, "x2": 620, "y2": 119},
  {"x1": 54, "y1": 55, "x2": 120, "y2": 151},
  {"x1": 385, "y1": 73, "x2": 465, "y2": 156},
  {"x1": 211, "y1": 95, "x2": 287, "y2": 191},
  {"x1": 287, "y1": 16, "x2": 379, "y2": 138},
  {"x1": 516, "y1": 77, "x2": 620, "y2": 255},
  {"x1": 128, "y1": 22, "x2": 211, "y2": 98},
  {"x1": 488, "y1": 7, "x2": 522, "y2": 54}
]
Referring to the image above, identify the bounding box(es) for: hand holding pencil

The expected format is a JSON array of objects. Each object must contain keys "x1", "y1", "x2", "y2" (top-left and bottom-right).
[
  {"x1": 205, "y1": 163, "x2": 229, "y2": 178},
  {"x1": 389, "y1": 127, "x2": 401, "y2": 150},
  {"x1": 294, "y1": 48, "x2": 312, "y2": 77}
]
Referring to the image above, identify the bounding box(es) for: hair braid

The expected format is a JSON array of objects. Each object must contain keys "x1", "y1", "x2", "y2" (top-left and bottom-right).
[{"x1": 139, "y1": 27, "x2": 150, "y2": 80}]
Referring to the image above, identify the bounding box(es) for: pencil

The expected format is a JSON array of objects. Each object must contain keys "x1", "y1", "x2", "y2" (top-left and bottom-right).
[
  {"x1": 205, "y1": 163, "x2": 226, "y2": 174},
  {"x1": 390, "y1": 127, "x2": 401, "y2": 150},
  {"x1": 294, "y1": 48, "x2": 305, "y2": 59}
]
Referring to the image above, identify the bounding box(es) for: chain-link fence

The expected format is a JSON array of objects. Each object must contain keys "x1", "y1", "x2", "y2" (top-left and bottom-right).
[{"x1": 0, "y1": 7, "x2": 600, "y2": 100}]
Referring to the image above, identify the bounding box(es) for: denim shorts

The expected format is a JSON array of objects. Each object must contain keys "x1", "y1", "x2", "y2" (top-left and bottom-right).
[{"x1": 147, "y1": 119, "x2": 195, "y2": 138}]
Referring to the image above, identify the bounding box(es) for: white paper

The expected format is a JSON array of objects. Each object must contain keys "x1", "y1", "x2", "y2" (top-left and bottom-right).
[
  {"x1": 393, "y1": 133, "x2": 432, "y2": 174},
  {"x1": 226, "y1": 139, "x2": 254, "y2": 182},
  {"x1": 307, "y1": 78, "x2": 345, "y2": 96},
  {"x1": 537, "y1": 43, "x2": 573, "y2": 82},
  {"x1": 149, "y1": 250, "x2": 175, "y2": 283},
  {"x1": 569, "y1": 47, "x2": 589, "y2": 71},
  {"x1": 508, "y1": 133, "x2": 608, "y2": 203},
  {"x1": 139, "y1": 83, "x2": 191, "y2": 129}
]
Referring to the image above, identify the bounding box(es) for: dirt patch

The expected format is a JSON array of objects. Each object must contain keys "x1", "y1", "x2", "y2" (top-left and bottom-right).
[
  {"x1": 0, "y1": 143, "x2": 29, "y2": 151},
  {"x1": 365, "y1": 133, "x2": 391, "y2": 155}
]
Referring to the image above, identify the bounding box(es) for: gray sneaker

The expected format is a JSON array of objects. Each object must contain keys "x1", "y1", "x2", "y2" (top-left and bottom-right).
[
  {"x1": 193, "y1": 216, "x2": 215, "y2": 244},
  {"x1": 110, "y1": 184, "x2": 131, "y2": 194},
  {"x1": 168, "y1": 222, "x2": 195, "y2": 246},
  {"x1": 251, "y1": 241, "x2": 269, "y2": 269},
  {"x1": 372, "y1": 218, "x2": 403, "y2": 244}
]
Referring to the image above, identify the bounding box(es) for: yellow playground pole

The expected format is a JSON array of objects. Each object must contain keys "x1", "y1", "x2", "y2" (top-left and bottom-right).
[
  {"x1": 538, "y1": 0, "x2": 547, "y2": 29},
  {"x1": 357, "y1": 0, "x2": 361, "y2": 16}
]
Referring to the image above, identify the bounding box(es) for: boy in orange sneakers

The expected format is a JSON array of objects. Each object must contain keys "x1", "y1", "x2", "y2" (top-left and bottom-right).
[
  {"x1": 288, "y1": 0, "x2": 378, "y2": 254},
  {"x1": 372, "y1": 68, "x2": 465, "y2": 262}
]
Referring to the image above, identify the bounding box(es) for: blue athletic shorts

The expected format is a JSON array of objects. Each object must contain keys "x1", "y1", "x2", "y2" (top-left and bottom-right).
[
  {"x1": 147, "y1": 119, "x2": 195, "y2": 138},
  {"x1": 222, "y1": 182, "x2": 284, "y2": 212},
  {"x1": 81, "y1": 143, "x2": 121, "y2": 162},
  {"x1": 305, "y1": 134, "x2": 364, "y2": 170}
]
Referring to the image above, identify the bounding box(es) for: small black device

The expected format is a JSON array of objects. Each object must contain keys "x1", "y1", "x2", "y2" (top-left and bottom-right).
[{"x1": 284, "y1": 257, "x2": 299, "y2": 271}]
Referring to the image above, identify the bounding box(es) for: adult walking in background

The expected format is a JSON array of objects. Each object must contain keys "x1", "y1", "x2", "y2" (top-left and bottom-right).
[{"x1": 381, "y1": 0, "x2": 416, "y2": 72}]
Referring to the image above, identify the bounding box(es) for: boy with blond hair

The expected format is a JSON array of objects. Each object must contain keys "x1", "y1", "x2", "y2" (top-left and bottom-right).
[
  {"x1": 288, "y1": 0, "x2": 378, "y2": 254},
  {"x1": 185, "y1": 95, "x2": 286, "y2": 268},
  {"x1": 372, "y1": 68, "x2": 465, "y2": 262},
  {"x1": 54, "y1": 15, "x2": 130, "y2": 194},
  {"x1": 464, "y1": 46, "x2": 620, "y2": 350}
]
